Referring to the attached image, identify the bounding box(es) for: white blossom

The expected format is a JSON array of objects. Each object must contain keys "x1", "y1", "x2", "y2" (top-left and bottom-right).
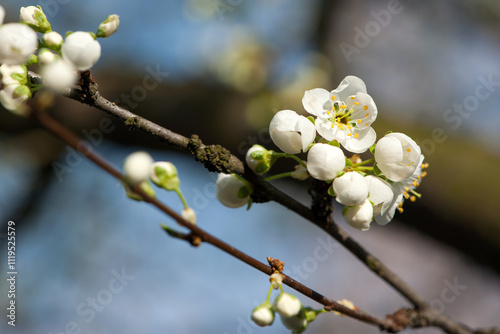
[
  {"x1": 269, "y1": 109, "x2": 315, "y2": 154},
  {"x1": 306, "y1": 143, "x2": 345, "y2": 181},
  {"x1": 96, "y1": 14, "x2": 120, "y2": 38},
  {"x1": 20, "y1": 6, "x2": 51, "y2": 33},
  {"x1": 181, "y1": 208, "x2": 196, "y2": 224},
  {"x1": 215, "y1": 173, "x2": 252, "y2": 208},
  {"x1": 332, "y1": 172, "x2": 368, "y2": 206},
  {"x1": 40, "y1": 59, "x2": 78, "y2": 92},
  {"x1": 0, "y1": 23, "x2": 38, "y2": 65},
  {"x1": 245, "y1": 144, "x2": 272, "y2": 174},
  {"x1": 123, "y1": 151, "x2": 154, "y2": 185},
  {"x1": 303, "y1": 76, "x2": 377, "y2": 153},
  {"x1": 274, "y1": 292, "x2": 302, "y2": 318},
  {"x1": 365, "y1": 175, "x2": 394, "y2": 216},
  {"x1": 251, "y1": 303, "x2": 274, "y2": 327},
  {"x1": 374, "y1": 132, "x2": 421, "y2": 182},
  {"x1": 343, "y1": 199, "x2": 373, "y2": 231},
  {"x1": 43, "y1": 31, "x2": 63, "y2": 49},
  {"x1": 0, "y1": 64, "x2": 27, "y2": 86},
  {"x1": 61, "y1": 31, "x2": 101, "y2": 71},
  {"x1": 0, "y1": 84, "x2": 30, "y2": 115}
]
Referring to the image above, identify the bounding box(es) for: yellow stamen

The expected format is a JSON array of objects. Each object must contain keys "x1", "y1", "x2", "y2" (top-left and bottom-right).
[
  {"x1": 354, "y1": 102, "x2": 359, "y2": 105},
  {"x1": 363, "y1": 106, "x2": 368, "y2": 110},
  {"x1": 354, "y1": 133, "x2": 359, "y2": 139},
  {"x1": 407, "y1": 148, "x2": 411, "y2": 152}
]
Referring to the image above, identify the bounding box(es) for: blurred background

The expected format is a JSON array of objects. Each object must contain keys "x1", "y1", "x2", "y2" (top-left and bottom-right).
[{"x1": 1, "y1": 0, "x2": 500, "y2": 333}]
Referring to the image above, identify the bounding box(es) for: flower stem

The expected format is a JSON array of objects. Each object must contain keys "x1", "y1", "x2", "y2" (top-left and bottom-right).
[{"x1": 265, "y1": 172, "x2": 293, "y2": 182}]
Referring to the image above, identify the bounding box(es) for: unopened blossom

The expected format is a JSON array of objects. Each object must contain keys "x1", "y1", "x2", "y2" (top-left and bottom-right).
[
  {"x1": 291, "y1": 161, "x2": 309, "y2": 180},
  {"x1": 38, "y1": 49, "x2": 56, "y2": 65},
  {"x1": 0, "y1": 84, "x2": 30, "y2": 115},
  {"x1": 96, "y1": 14, "x2": 120, "y2": 38},
  {"x1": 303, "y1": 76, "x2": 378, "y2": 153},
  {"x1": 365, "y1": 175, "x2": 394, "y2": 216},
  {"x1": 269, "y1": 109, "x2": 315, "y2": 154},
  {"x1": 333, "y1": 299, "x2": 358, "y2": 316},
  {"x1": 274, "y1": 292, "x2": 302, "y2": 318},
  {"x1": 0, "y1": 64, "x2": 27, "y2": 86},
  {"x1": 20, "y1": 6, "x2": 51, "y2": 33},
  {"x1": 375, "y1": 155, "x2": 427, "y2": 225},
  {"x1": 43, "y1": 31, "x2": 63, "y2": 49},
  {"x1": 270, "y1": 272, "x2": 283, "y2": 289},
  {"x1": 374, "y1": 132, "x2": 421, "y2": 182},
  {"x1": 41, "y1": 59, "x2": 78, "y2": 92},
  {"x1": 215, "y1": 173, "x2": 252, "y2": 208},
  {"x1": 181, "y1": 208, "x2": 196, "y2": 224},
  {"x1": 246, "y1": 144, "x2": 273, "y2": 174},
  {"x1": 61, "y1": 31, "x2": 101, "y2": 71},
  {"x1": 306, "y1": 143, "x2": 345, "y2": 181},
  {"x1": 0, "y1": 23, "x2": 38, "y2": 65},
  {"x1": 332, "y1": 172, "x2": 368, "y2": 206},
  {"x1": 343, "y1": 199, "x2": 373, "y2": 231},
  {"x1": 149, "y1": 161, "x2": 179, "y2": 190},
  {"x1": 251, "y1": 302, "x2": 275, "y2": 327},
  {"x1": 123, "y1": 151, "x2": 154, "y2": 185}
]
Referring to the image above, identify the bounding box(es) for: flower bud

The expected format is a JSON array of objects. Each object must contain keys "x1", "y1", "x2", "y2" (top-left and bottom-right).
[
  {"x1": 274, "y1": 292, "x2": 302, "y2": 318},
  {"x1": 306, "y1": 143, "x2": 345, "y2": 181},
  {"x1": 149, "y1": 161, "x2": 180, "y2": 190},
  {"x1": 280, "y1": 314, "x2": 308, "y2": 332},
  {"x1": 0, "y1": 23, "x2": 38, "y2": 65},
  {"x1": 269, "y1": 109, "x2": 315, "y2": 154},
  {"x1": 96, "y1": 14, "x2": 120, "y2": 38},
  {"x1": 0, "y1": 64, "x2": 28, "y2": 86},
  {"x1": 251, "y1": 302, "x2": 275, "y2": 327},
  {"x1": 374, "y1": 132, "x2": 421, "y2": 182},
  {"x1": 20, "y1": 6, "x2": 51, "y2": 33},
  {"x1": 245, "y1": 145, "x2": 273, "y2": 174},
  {"x1": 343, "y1": 199, "x2": 373, "y2": 231},
  {"x1": 215, "y1": 173, "x2": 252, "y2": 208},
  {"x1": 365, "y1": 175, "x2": 393, "y2": 216},
  {"x1": 123, "y1": 151, "x2": 154, "y2": 185},
  {"x1": 41, "y1": 59, "x2": 77, "y2": 92},
  {"x1": 181, "y1": 207, "x2": 196, "y2": 224},
  {"x1": 0, "y1": 84, "x2": 31, "y2": 115},
  {"x1": 62, "y1": 31, "x2": 101, "y2": 71},
  {"x1": 269, "y1": 272, "x2": 283, "y2": 290},
  {"x1": 43, "y1": 31, "x2": 63, "y2": 50},
  {"x1": 38, "y1": 49, "x2": 56, "y2": 65},
  {"x1": 332, "y1": 172, "x2": 368, "y2": 206},
  {"x1": 290, "y1": 162, "x2": 309, "y2": 180}
]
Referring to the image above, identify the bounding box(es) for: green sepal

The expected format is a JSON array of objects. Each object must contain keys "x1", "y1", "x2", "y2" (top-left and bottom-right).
[
  {"x1": 345, "y1": 158, "x2": 353, "y2": 167},
  {"x1": 384, "y1": 130, "x2": 393, "y2": 136},
  {"x1": 327, "y1": 185, "x2": 335, "y2": 197},
  {"x1": 237, "y1": 185, "x2": 252, "y2": 199},
  {"x1": 307, "y1": 116, "x2": 315, "y2": 124},
  {"x1": 369, "y1": 143, "x2": 376, "y2": 154},
  {"x1": 373, "y1": 164, "x2": 382, "y2": 176},
  {"x1": 328, "y1": 140, "x2": 340, "y2": 147},
  {"x1": 25, "y1": 54, "x2": 38, "y2": 67}
]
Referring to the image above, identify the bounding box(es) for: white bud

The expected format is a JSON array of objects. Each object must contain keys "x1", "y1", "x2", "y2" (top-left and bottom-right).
[
  {"x1": 181, "y1": 208, "x2": 196, "y2": 224},
  {"x1": 96, "y1": 14, "x2": 120, "y2": 38},
  {"x1": 333, "y1": 299, "x2": 358, "y2": 316},
  {"x1": 269, "y1": 272, "x2": 283, "y2": 290},
  {"x1": 41, "y1": 59, "x2": 77, "y2": 92},
  {"x1": 306, "y1": 143, "x2": 345, "y2": 181},
  {"x1": 269, "y1": 109, "x2": 315, "y2": 154},
  {"x1": 251, "y1": 303, "x2": 274, "y2": 327},
  {"x1": 123, "y1": 151, "x2": 154, "y2": 185},
  {"x1": 332, "y1": 172, "x2": 368, "y2": 206},
  {"x1": 280, "y1": 313, "x2": 308, "y2": 332},
  {"x1": 245, "y1": 144, "x2": 271, "y2": 174},
  {"x1": 62, "y1": 31, "x2": 101, "y2": 71},
  {"x1": 0, "y1": 64, "x2": 27, "y2": 86},
  {"x1": 290, "y1": 161, "x2": 309, "y2": 180},
  {"x1": 149, "y1": 161, "x2": 179, "y2": 190},
  {"x1": 215, "y1": 173, "x2": 252, "y2": 208},
  {"x1": 43, "y1": 31, "x2": 63, "y2": 49},
  {"x1": 374, "y1": 132, "x2": 421, "y2": 182},
  {"x1": 365, "y1": 175, "x2": 394, "y2": 216},
  {"x1": 0, "y1": 23, "x2": 38, "y2": 65},
  {"x1": 274, "y1": 292, "x2": 302, "y2": 317},
  {"x1": 38, "y1": 49, "x2": 56, "y2": 65},
  {"x1": 343, "y1": 199, "x2": 373, "y2": 231},
  {"x1": 20, "y1": 6, "x2": 51, "y2": 33},
  {"x1": 0, "y1": 84, "x2": 30, "y2": 115}
]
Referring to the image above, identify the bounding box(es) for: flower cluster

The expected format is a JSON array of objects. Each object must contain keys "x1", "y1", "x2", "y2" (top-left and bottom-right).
[
  {"x1": 216, "y1": 76, "x2": 428, "y2": 231},
  {"x1": 0, "y1": 5, "x2": 119, "y2": 114}
]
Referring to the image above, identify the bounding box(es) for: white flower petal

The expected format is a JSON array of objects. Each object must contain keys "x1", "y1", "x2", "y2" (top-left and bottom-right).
[
  {"x1": 375, "y1": 133, "x2": 421, "y2": 182},
  {"x1": 302, "y1": 88, "x2": 329, "y2": 116},
  {"x1": 343, "y1": 199, "x2": 373, "y2": 231},
  {"x1": 269, "y1": 109, "x2": 315, "y2": 154},
  {"x1": 333, "y1": 172, "x2": 368, "y2": 206},
  {"x1": 330, "y1": 75, "x2": 367, "y2": 102},
  {"x1": 123, "y1": 151, "x2": 154, "y2": 185},
  {"x1": 0, "y1": 23, "x2": 38, "y2": 65},
  {"x1": 343, "y1": 127, "x2": 377, "y2": 153},
  {"x1": 62, "y1": 31, "x2": 101, "y2": 71},
  {"x1": 215, "y1": 173, "x2": 251, "y2": 208},
  {"x1": 365, "y1": 175, "x2": 394, "y2": 216},
  {"x1": 41, "y1": 59, "x2": 78, "y2": 92}
]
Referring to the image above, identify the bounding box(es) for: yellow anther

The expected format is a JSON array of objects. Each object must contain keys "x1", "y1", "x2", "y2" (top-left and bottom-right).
[
  {"x1": 421, "y1": 171, "x2": 427, "y2": 178},
  {"x1": 354, "y1": 133, "x2": 359, "y2": 139},
  {"x1": 331, "y1": 95, "x2": 335, "y2": 100},
  {"x1": 340, "y1": 104, "x2": 347, "y2": 109},
  {"x1": 363, "y1": 106, "x2": 368, "y2": 110},
  {"x1": 354, "y1": 102, "x2": 359, "y2": 105},
  {"x1": 410, "y1": 196, "x2": 416, "y2": 202},
  {"x1": 365, "y1": 113, "x2": 369, "y2": 117},
  {"x1": 347, "y1": 133, "x2": 352, "y2": 137},
  {"x1": 326, "y1": 110, "x2": 330, "y2": 115},
  {"x1": 350, "y1": 96, "x2": 355, "y2": 99},
  {"x1": 403, "y1": 192, "x2": 409, "y2": 199},
  {"x1": 358, "y1": 119, "x2": 362, "y2": 124},
  {"x1": 404, "y1": 186, "x2": 410, "y2": 191}
]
